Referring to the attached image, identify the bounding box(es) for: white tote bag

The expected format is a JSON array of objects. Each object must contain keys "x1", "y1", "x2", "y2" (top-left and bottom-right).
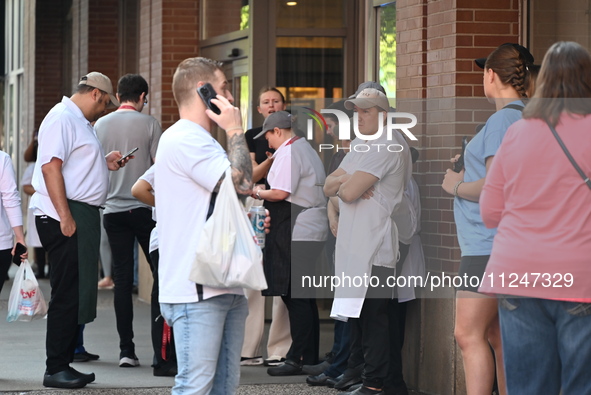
[{"x1": 190, "y1": 168, "x2": 267, "y2": 290}]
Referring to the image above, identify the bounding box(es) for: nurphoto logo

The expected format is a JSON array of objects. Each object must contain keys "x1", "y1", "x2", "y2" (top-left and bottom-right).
[{"x1": 303, "y1": 108, "x2": 418, "y2": 153}]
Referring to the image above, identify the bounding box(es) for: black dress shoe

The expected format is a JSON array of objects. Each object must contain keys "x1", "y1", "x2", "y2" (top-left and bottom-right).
[
  {"x1": 43, "y1": 369, "x2": 88, "y2": 389},
  {"x1": 267, "y1": 360, "x2": 304, "y2": 376},
  {"x1": 302, "y1": 360, "x2": 331, "y2": 376},
  {"x1": 306, "y1": 372, "x2": 338, "y2": 387},
  {"x1": 69, "y1": 367, "x2": 95, "y2": 383},
  {"x1": 333, "y1": 364, "x2": 363, "y2": 390},
  {"x1": 73, "y1": 351, "x2": 100, "y2": 362}
]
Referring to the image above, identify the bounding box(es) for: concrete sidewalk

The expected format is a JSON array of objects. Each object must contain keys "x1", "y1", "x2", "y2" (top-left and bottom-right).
[{"x1": 0, "y1": 266, "x2": 422, "y2": 395}]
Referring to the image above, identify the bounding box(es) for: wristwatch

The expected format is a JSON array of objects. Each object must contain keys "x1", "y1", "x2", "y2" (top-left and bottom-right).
[{"x1": 256, "y1": 189, "x2": 261, "y2": 199}]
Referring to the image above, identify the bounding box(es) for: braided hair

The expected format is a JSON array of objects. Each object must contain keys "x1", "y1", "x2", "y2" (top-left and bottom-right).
[{"x1": 485, "y1": 44, "x2": 533, "y2": 98}]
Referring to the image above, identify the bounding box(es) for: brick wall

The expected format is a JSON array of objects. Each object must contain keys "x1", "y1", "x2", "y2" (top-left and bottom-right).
[
  {"x1": 161, "y1": 1, "x2": 199, "y2": 129},
  {"x1": 35, "y1": 1, "x2": 65, "y2": 129},
  {"x1": 140, "y1": 0, "x2": 200, "y2": 130}
]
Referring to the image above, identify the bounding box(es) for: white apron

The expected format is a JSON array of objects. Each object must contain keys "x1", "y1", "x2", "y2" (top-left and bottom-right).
[{"x1": 330, "y1": 194, "x2": 399, "y2": 321}]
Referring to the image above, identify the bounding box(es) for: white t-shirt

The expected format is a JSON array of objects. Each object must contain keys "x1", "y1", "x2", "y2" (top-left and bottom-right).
[
  {"x1": 338, "y1": 132, "x2": 411, "y2": 268},
  {"x1": 30, "y1": 97, "x2": 109, "y2": 220},
  {"x1": 340, "y1": 132, "x2": 411, "y2": 217},
  {"x1": 155, "y1": 119, "x2": 242, "y2": 303},
  {"x1": 267, "y1": 137, "x2": 328, "y2": 242},
  {"x1": 0, "y1": 152, "x2": 22, "y2": 250},
  {"x1": 138, "y1": 165, "x2": 158, "y2": 253}
]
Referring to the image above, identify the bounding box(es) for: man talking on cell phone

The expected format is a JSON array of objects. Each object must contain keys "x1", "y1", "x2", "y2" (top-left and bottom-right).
[
  {"x1": 155, "y1": 57, "x2": 253, "y2": 395},
  {"x1": 95, "y1": 74, "x2": 163, "y2": 370},
  {"x1": 30, "y1": 72, "x2": 125, "y2": 389}
]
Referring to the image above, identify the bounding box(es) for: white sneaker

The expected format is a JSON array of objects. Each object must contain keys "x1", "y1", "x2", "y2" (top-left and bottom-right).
[
  {"x1": 119, "y1": 354, "x2": 140, "y2": 367},
  {"x1": 240, "y1": 356, "x2": 264, "y2": 366}
]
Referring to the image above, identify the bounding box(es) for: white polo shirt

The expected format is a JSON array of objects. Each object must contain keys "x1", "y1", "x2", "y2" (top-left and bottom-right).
[
  {"x1": 155, "y1": 119, "x2": 242, "y2": 304},
  {"x1": 30, "y1": 96, "x2": 109, "y2": 221},
  {"x1": 267, "y1": 137, "x2": 328, "y2": 242}
]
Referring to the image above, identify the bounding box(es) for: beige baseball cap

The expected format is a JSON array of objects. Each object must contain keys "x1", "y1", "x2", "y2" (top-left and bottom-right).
[
  {"x1": 344, "y1": 88, "x2": 389, "y2": 112},
  {"x1": 79, "y1": 72, "x2": 120, "y2": 108}
]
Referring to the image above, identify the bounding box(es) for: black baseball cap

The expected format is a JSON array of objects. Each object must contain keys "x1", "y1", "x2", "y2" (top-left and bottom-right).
[{"x1": 475, "y1": 43, "x2": 534, "y2": 69}]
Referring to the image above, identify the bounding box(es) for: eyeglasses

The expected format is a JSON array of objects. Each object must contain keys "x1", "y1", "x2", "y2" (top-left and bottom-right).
[{"x1": 143, "y1": 97, "x2": 148, "y2": 106}]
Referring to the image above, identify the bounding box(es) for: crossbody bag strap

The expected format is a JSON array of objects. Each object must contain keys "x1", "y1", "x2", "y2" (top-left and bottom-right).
[
  {"x1": 545, "y1": 119, "x2": 591, "y2": 190},
  {"x1": 503, "y1": 103, "x2": 525, "y2": 111}
]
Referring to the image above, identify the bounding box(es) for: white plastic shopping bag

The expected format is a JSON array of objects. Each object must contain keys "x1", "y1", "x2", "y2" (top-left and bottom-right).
[
  {"x1": 7, "y1": 259, "x2": 48, "y2": 322},
  {"x1": 190, "y1": 168, "x2": 267, "y2": 290}
]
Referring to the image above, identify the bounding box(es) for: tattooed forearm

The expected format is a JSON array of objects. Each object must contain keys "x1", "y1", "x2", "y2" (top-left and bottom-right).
[{"x1": 226, "y1": 132, "x2": 253, "y2": 195}]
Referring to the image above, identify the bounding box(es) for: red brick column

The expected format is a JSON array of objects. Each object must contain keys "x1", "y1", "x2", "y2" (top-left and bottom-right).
[{"x1": 139, "y1": 0, "x2": 200, "y2": 130}]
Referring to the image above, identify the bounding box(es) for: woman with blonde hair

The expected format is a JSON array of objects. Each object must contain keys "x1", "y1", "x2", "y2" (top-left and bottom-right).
[
  {"x1": 480, "y1": 41, "x2": 591, "y2": 394},
  {"x1": 442, "y1": 43, "x2": 535, "y2": 395}
]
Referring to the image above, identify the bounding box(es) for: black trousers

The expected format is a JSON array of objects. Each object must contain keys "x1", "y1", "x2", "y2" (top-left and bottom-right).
[
  {"x1": 0, "y1": 248, "x2": 12, "y2": 294},
  {"x1": 103, "y1": 207, "x2": 155, "y2": 354},
  {"x1": 282, "y1": 240, "x2": 324, "y2": 365},
  {"x1": 36, "y1": 215, "x2": 80, "y2": 374},
  {"x1": 346, "y1": 242, "x2": 411, "y2": 389},
  {"x1": 149, "y1": 249, "x2": 176, "y2": 369}
]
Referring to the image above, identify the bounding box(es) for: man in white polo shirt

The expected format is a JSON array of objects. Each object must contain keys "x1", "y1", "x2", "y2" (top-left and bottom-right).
[
  {"x1": 30, "y1": 72, "x2": 126, "y2": 389},
  {"x1": 155, "y1": 57, "x2": 253, "y2": 395}
]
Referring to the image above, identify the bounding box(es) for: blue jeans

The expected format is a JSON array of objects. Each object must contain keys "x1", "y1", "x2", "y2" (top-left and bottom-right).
[
  {"x1": 498, "y1": 297, "x2": 591, "y2": 395},
  {"x1": 161, "y1": 294, "x2": 248, "y2": 395}
]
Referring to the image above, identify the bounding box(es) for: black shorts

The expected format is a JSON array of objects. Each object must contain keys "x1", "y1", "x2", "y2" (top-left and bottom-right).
[{"x1": 457, "y1": 255, "x2": 490, "y2": 293}]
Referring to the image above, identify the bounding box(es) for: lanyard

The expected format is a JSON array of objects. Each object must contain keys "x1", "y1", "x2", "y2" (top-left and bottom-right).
[
  {"x1": 285, "y1": 136, "x2": 301, "y2": 146},
  {"x1": 118, "y1": 105, "x2": 137, "y2": 111}
]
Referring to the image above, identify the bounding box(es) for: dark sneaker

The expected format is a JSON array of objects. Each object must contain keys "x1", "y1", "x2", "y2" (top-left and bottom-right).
[
  {"x1": 153, "y1": 364, "x2": 177, "y2": 377},
  {"x1": 73, "y1": 351, "x2": 100, "y2": 362},
  {"x1": 267, "y1": 360, "x2": 304, "y2": 376}
]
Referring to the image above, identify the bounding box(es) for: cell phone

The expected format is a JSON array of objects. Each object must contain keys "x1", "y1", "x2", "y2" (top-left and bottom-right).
[
  {"x1": 197, "y1": 83, "x2": 221, "y2": 115},
  {"x1": 12, "y1": 242, "x2": 27, "y2": 265},
  {"x1": 453, "y1": 137, "x2": 469, "y2": 173},
  {"x1": 117, "y1": 147, "x2": 139, "y2": 165}
]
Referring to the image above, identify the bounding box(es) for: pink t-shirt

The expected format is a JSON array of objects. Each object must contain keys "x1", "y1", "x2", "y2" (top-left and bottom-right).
[{"x1": 479, "y1": 114, "x2": 591, "y2": 302}]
